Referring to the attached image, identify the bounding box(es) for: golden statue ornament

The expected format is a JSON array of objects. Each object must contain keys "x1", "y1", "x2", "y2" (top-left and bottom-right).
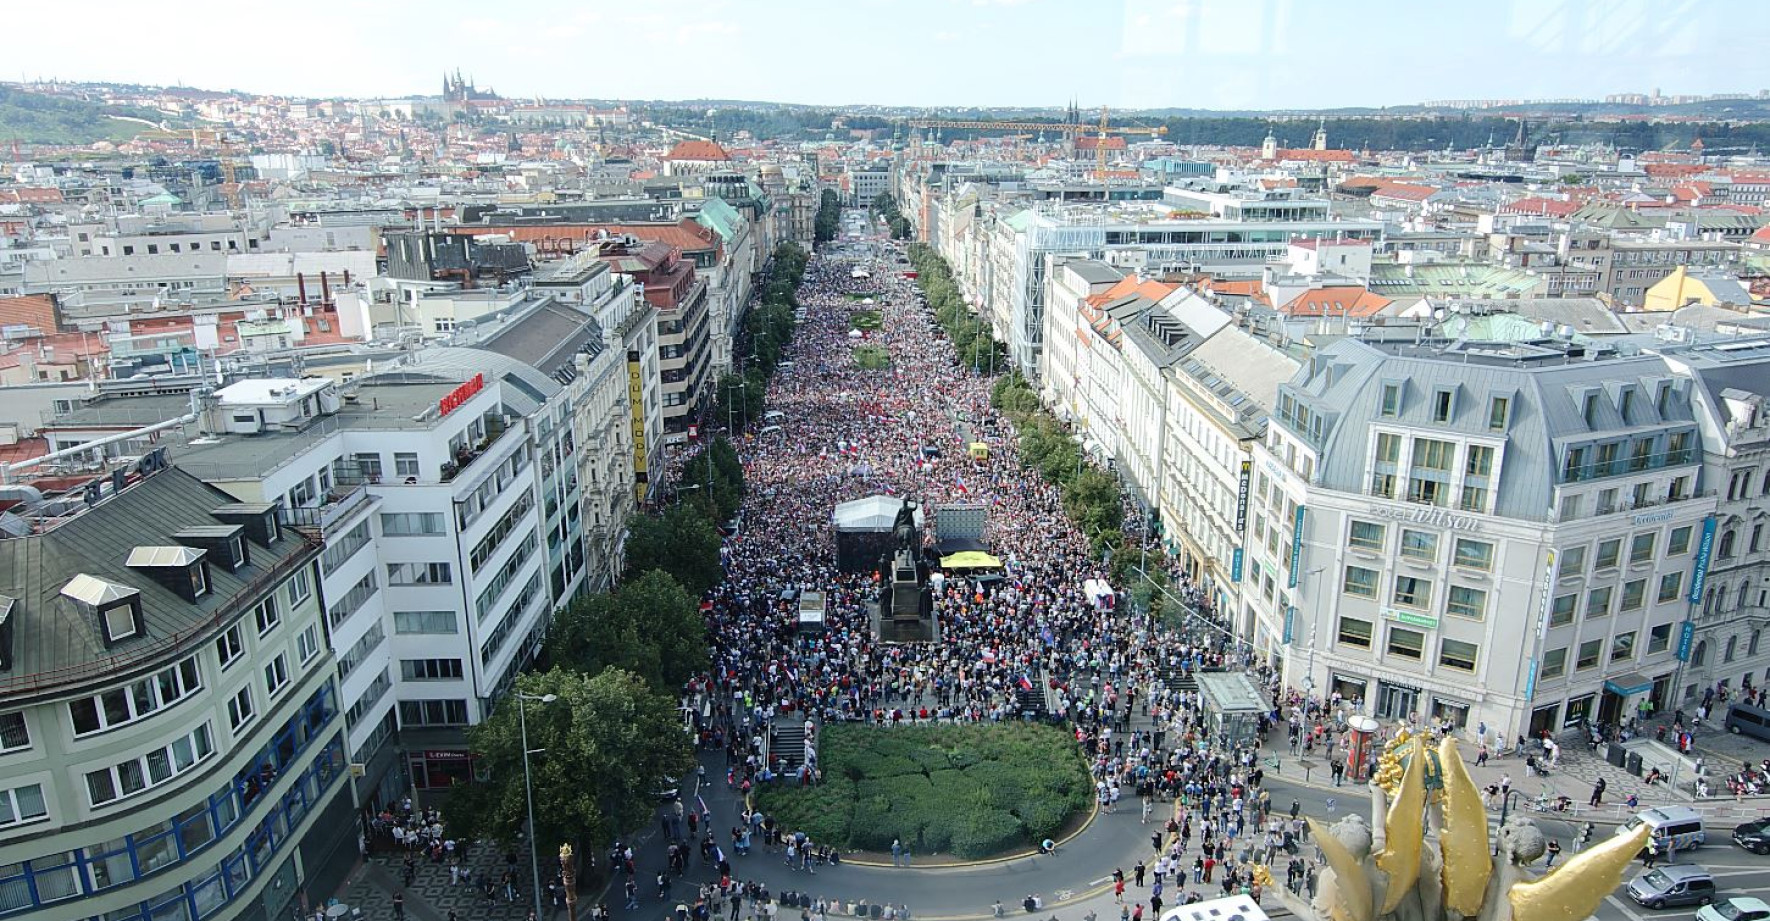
[{"x1": 1269, "y1": 732, "x2": 1648, "y2": 921}]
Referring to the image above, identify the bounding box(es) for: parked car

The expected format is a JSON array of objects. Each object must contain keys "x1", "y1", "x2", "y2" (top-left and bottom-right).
[
  {"x1": 1733, "y1": 817, "x2": 1770, "y2": 855},
  {"x1": 1698, "y1": 897, "x2": 1770, "y2": 921},
  {"x1": 1626, "y1": 865, "x2": 1715, "y2": 909}
]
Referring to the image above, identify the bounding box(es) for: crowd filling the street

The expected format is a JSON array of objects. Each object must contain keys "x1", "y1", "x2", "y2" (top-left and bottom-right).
[{"x1": 338, "y1": 216, "x2": 1770, "y2": 921}]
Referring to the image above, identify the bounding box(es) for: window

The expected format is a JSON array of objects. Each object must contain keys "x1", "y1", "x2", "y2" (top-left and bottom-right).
[
  {"x1": 1375, "y1": 432, "x2": 1402, "y2": 464},
  {"x1": 0, "y1": 712, "x2": 28, "y2": 752},
  {"x1": 1550, "y1": 594, "x2": 1576, "y2": 627},
  {"x1": 1337, "y1": 616, "x2": 1373, "y2": 648},
  {"x1": 1629, "y1": 532, "x2": 1656, "y2": 564},
  {"x1": 1431, "y1": 389, "x2": 1453, "y2": 423},
  {"x1": 380, "y1": 512, "x2": 445, "y2": 536},
  {"x1": 1576, "y1": 639, "x2": 1603, "y2": 670},
  {"x1": 1649, "y1": 623, "x2": 1672, "y2": 653},
  {"x1": 226, "y1": 687, "x2": 255, "y2": 732},
  {"x1": 252, "y1": 598, "x2": 280, "y2": 636},
  {"x1": 1621, "y1": 579, "x2": 1647, "y2": 611},
  {"x1": 1343, "y1": 565, "x2": 1379, "y2": 598},
  {"x1": 386, "y1": 562, "x2": 453, "y2": 585},
  {"x1": 1540, "y1": 647, "x2": 1567, "y2": 679},
  {"x1": 397, "y1": 699, "x2": 469, "y2": 727},
  {"x1": 1669, "y1": 525, "x2": 1693, "y2": 555},
  {"x1": 1447, "y1": 585, "x2": 1487, "y2": 620},
  {"x1": 1380, "y1": 383, "x2": 1400, "y2": 417},
  {"x1": 264, "y1": 654, "x2": 289, "y2": 698},
  {"x1": 1488, "y1": 396, "x2": 1510, "y2": 431},
  {"x1": 85, "y1": 724, "x2": 214, "y2": 807},
  {"x1": 1387, "y1": 627, "x2": 1425, "y2": 660},
  {"x1": 297, "y1": 624, "x2": 321, "y2": 664},
  {"x1": 284, "y1": 567, "x2": 312, "y2": 609},
  {"x1": 1400, "y1": 529, "x2": 1438, "y2": 562},
  {"x1": 68, "y1": 657, "x2": 203, "y2": 736},
  {"x1": 103, "y1": 604, "x2": 139, "y2": 642},
  {"x1": 1458, "y1": 484, "x2": 1489, "y2": 513},
  {"x1": 1465, "y1": 445, "x2": 1494, "y2": 478},
  {"x1": 1412, "y1": 438, "x2": 1454, "y2": 471},
  {"x1": 1439, "y1": 638, "x2": 1479, "y2": 672},
  {"x1": 1586, "y1": 586, "x2": 1613, "y2": 618},
  {"x1": 1452, "y1": 538, "x2": 1494, "y2": 571},
  {"x1": 1594, "y1": 538, "x2": 1621, "y2": 570},
  {"x1": 393, "y1": 610, "x2": 460, "y2": 635},
  {"x1": 1348, "y1": 520, "x2": 1385, "y2": 552},
  {"x1": 1725, "y1": 635, "x2": 1738, "y2": 663},
  {"x1": 399, "y1": 658, "x2": 464, "y2": 681},
  {"x1": 1560, "y1": 545, "x2": 1586, "y2": 574},
  {"x1": 394, "y1": 452, "x2": 420, "y2": 478},
  {"x1": 1393, "y1": 575, "x2": 1431, "y2": 609},
  {"x1": 1719, "y1": 530, "x2": 1737, "y2": 559},
  {"x1": 354, "y1": 452, "x2": 384, "y2": 481},
  {"x1": 0, "y1": 784, "x2": 47, "y2": 828},
  {"x1": 1612, "y1": 631, "x2": 1636, "y2": 663},
  {"x1": 215, "y1": 624, "x2": 244, "y2": 670}
]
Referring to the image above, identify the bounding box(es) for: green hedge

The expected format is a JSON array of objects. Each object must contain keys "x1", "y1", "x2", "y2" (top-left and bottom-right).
[{"x1": 754, "y1": 722, "x2": 1091, "y2": 858}]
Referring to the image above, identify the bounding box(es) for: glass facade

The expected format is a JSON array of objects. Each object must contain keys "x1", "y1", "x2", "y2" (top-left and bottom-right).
[{"x1": 0, "y1": 683, "x2": 342, "y2": 920}]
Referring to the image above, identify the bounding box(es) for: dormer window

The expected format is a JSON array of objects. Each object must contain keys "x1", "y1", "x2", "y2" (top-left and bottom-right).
[
  {"x1": 63, "y1": 574, "x2": 144, "y2": 648},
  {"x1": 126, "y1": 546, "x2": 211, "y2": 604}
]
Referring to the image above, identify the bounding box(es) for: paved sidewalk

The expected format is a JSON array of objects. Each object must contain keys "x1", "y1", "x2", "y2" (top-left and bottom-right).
[{"x1": 332, "y1": 842, "x2": 567, "y2": 921}]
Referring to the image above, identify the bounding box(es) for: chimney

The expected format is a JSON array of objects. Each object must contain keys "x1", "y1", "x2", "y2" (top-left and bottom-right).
[
  {"x1": 296, "y1": 272, "x2": 308, "y2": 306},
  {"x1": 320, "y1": 271, "x2": 331, "y2": 305}
]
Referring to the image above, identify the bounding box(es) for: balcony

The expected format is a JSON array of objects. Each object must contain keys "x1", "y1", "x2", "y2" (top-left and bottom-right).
[
  {"x1": 1561, "y1": 446, "x2": 1697, "y2": 484},
  {"x1": 280, "y1": 483, "x2": 377, "y2": 538},
  {"x1": 441, "y1": 415, "x2": 513, "y2": 482}
]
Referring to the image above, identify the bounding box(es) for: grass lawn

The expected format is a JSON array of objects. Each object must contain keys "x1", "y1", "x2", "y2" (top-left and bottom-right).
[
  {"x1": 753, "y1": 722, "x2": 1091, "y2": 859},
  {"x1": 851, "y1": 310, "x2": 883, "y2": 331},
  {"x1": 853, "y1": 345, "x2": 892, "y2": 370}
]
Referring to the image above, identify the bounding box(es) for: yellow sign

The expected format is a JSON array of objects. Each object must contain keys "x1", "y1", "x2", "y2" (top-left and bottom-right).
[{"x1": 628, "y1": 357, "x2": 649, "y2": 504}]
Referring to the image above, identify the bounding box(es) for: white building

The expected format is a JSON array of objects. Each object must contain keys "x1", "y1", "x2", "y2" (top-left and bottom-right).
[{"x1": 1260, "y1": 336, "x2": 1714, "y2": 740}]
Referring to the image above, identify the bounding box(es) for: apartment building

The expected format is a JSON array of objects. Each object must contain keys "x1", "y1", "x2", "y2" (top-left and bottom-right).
[
  {"x1": 0, "y1": 466, "x2": 351, "y2": 921},
  {"x1": 1257, "y1": 337, "x2": 1713, "y2": 740},
  {"x1": 595, "y1": 239, "x2": 711, "y2": 442},
  {"x1": 173, "y1": 365, "x2": 557, "y2": 803},
  {"x1": 1662, "y1": 339, "x2": 1770, "y2": 702},
  {"x1": 946, "y1": 199, "x2": 1381, "y2": 381}
]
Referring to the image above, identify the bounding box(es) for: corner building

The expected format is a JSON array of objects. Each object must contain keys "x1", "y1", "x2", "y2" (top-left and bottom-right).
[
  {"x1": 1258, "y1": 337, "x2": 1712, "y2": 740},
  {"x1": 0, "y1": 467, "x2": 348, "y2": 921}
]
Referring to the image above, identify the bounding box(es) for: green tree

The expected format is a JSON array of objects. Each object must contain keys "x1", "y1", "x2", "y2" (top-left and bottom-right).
[
  {"x1": 547, "y1": 570, "x2": 707, "y2": 690},
  {"x1": 443, "y1": 668, "x2": 694, "y2": 853},
  {"x1": 624, "y1": 504, "x2": 723, "y2": 595}
]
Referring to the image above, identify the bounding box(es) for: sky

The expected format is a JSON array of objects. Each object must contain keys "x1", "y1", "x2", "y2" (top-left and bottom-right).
[{"x1": 10, "y1": 0, "x2": 1770, "y2": 111}]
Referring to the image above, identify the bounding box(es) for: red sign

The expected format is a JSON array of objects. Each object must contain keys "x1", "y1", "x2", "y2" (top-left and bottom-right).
[
  {"x1": 439, "y1": 373, "x2": 486, "y2": 417},
  {"x1": 688, "y1": 424, "x2": 699, "y2": 439},
  {"x1": 422, "y1": 750, "x2": 472, "y2": 761}
]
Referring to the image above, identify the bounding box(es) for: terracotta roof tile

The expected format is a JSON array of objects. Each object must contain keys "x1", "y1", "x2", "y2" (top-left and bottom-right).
[{"x1": 665, "y1": 140, "x2": 732, "y2": 162}]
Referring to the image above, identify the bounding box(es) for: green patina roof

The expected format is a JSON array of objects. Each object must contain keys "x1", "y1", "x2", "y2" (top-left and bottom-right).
[
  {"x1": 695, "y1": 196, "x2": 742, "y2": 241},
  {"x1": 1437, "y1": 312, "x2": 1602, "y2": 346}
]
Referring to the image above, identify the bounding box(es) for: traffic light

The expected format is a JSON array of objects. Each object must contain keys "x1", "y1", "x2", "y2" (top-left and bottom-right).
[{"x1": 1578, "y1": 823, "x2": 1594, "y2": 846}]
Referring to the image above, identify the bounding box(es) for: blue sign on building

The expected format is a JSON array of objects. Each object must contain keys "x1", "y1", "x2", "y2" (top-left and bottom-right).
[
  {"x1": 1231, "y1": 548, "x2": 1243, "y2": 583},
  {"x1": 1676, "y1": 621, "x2": 1695, "y2": 662},
  {"x1": 1287, "y1": 506, "x2": 1306, "y2": 589},
  {"x1": 1283, "y1": 606, "x2": 1296, "y2": 644},
  {"x1": 1688, "y1": 515, "x2": 1718, "y2": 605}
]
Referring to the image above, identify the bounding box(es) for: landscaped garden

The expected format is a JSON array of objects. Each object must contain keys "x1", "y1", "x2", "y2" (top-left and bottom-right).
[
  {"x1": 753, "y1": 722, "x2": 1092, "y2": 859},
  {"x1": 853, "y1": 345, "x2": 892, "y2": 370},
  {"x1": 851, "y1": 309, "x2": 884, "y2": 331}
]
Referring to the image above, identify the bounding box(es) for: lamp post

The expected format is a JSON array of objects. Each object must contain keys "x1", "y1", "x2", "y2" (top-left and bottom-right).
[
  {"x1": 1493, "y1": 789, "x2": 1523, "y2": 855},
  {"x1": 517, "y1": 692, "x2": 559, "y2": 921},
  {"x1": 1302, "y1": 567, "x2": 1326, "y2": 700},
  {"x1": 559, "y1": 844, "x2": 578, "y2": 921}
]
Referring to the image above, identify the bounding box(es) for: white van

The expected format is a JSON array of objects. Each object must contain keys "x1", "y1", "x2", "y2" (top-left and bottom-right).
[{"x1": 1618, "y1": 805, "x2": 1706, "y2": 853}]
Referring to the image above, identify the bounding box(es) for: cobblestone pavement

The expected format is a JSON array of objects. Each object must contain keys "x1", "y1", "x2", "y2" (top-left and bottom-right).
[{"x1": 331, "y1": 844, "x2": 571, "y2": 921}]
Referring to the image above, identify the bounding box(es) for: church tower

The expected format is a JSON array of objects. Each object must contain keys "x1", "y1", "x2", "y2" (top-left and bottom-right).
[
  {"x1": 1313, "y1": 118, "x2": 1328, "y2": 151},
  {"x1": 1261, "y1": 129, "x2": 1278, "y2": 160}
]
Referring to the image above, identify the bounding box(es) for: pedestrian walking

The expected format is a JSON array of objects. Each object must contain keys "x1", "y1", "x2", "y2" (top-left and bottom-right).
[
  {"x1": 393, "y1": 893, "x2": 405, "y2": 921},
  {"x1": 1589, "y1": 778, "x2": 1607, "y2": 807},
  {"x1": 1545, "y1": 839, "x2": 1561, "y2": 867}
]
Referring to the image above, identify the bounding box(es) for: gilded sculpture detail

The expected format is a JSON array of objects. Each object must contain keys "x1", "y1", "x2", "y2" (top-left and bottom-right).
[{"x1": 1266, "y1": 732, "x2": 1648, "y2": 921}]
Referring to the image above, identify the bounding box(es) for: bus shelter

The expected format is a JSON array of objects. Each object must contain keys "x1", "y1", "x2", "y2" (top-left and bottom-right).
[{"x1": 1196, "y1": 672, "x2": 1269, "y2": 749}]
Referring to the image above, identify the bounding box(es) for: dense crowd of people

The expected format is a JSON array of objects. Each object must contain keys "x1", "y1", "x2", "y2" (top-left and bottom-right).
[{"x1": 650, "y1": 233, "x2": 1322, "y2": 918}]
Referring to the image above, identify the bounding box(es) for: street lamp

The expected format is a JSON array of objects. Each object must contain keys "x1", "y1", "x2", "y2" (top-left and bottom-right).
[
  {"x1": 1493, "y1": 789, "x2": 1523, "y2": 856},
  {"x1": 1302, "y1": 567, "x2": 1326, "y2": 699},
  {"x1": 517, "y1": 692, "x2": 559, "y2": 921}
]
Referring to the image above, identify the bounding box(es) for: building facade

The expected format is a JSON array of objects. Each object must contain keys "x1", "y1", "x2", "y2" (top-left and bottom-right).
[{"x1": 0, "y1": 467, "x2": 351, "y2": 921}]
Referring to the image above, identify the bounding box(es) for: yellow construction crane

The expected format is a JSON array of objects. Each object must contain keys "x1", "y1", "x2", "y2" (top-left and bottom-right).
[{"x1": 905, "y1": 106, "x2": 1165, "y2": 179}]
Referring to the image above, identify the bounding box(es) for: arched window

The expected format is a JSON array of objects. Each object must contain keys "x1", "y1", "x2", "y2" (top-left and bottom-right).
[
  {"x1": 1705, "y1": 586, "x2": 1719, "y2": 617},
  {"x1": 1719, "y1": 530, "x2": 1737, "y2": 559},
  {"x1": 1725, "y1": 636, "x2": 1739, "y2": 663},
  {"x1": 1693, "y1": 640, "x2": 1708, "y2": 667},
  {"x1": 1741, "y1": 582, "x2": 1753, "y2": 609},
  {"x1": 1751, "y1": 630, "x2": 1762, "y2": 657}
]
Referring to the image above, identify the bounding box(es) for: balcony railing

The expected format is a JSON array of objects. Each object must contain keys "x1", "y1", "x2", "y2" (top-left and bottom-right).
[
  {"x1": 441, "y1": 416, "x2": 513, "y2": 482},
  {"x1": 1561, "y1": 446, "x2": 1697, "y2": 483}
]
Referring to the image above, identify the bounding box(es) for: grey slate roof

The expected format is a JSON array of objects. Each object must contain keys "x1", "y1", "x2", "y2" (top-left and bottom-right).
[
  {"x1": 0, "y1": 467, "x2": 315, "y2": 694},
  {"x1": 476, "y1": 300, "x2": 606, "y2": 384},
  {"x1": 1283, "y1": 338, "x2": 1700, "y2": 520}
]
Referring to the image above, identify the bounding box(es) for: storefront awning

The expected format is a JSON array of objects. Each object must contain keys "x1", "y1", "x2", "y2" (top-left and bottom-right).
[{"x1": 1604, "y1": 673, "x2": 1653, "y2": 696}]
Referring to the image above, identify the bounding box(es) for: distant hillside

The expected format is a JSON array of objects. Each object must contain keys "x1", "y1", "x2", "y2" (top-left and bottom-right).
[{"x1": 0, "y1": 87, "x2": 166, "y2": 145}]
